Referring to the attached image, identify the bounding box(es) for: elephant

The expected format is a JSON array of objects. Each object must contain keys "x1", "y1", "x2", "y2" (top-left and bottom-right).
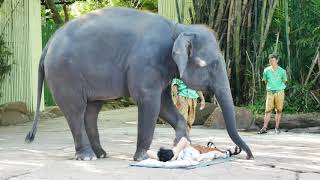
[{"x1": 25, "y1": 7, "x2": 253, "y2": 161}]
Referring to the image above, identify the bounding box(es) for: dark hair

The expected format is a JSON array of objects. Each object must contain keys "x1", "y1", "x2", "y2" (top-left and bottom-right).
[
  {"x1": 157, "y1": 147, "x2": 174, "y2": 162},
  {"x1": 268, "y1": 54, "x2": 278, "y2": 60}
]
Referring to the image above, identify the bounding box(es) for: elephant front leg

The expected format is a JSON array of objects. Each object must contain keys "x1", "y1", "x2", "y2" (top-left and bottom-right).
[
  {"x1": 133, "y1": 94, "x2": 161, "y2": 161},
  {"x1": 159, "y1": 86, "x2": 189, "y2": 145}
]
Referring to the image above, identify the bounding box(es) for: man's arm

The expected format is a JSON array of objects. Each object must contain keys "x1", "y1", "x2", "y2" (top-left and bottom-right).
[
  {"x1": 171, "y1": 137, "x2": 190, "y2": 160},
  {"x1": 283, "y1": 70, "x2": 288, "y2": 83},
  {"x1": 172, "y1": 84, "x2": 182, "y2": 108},
  {"x1": 147, "y1": 150, "x2": 159, "y2": 160},
  {"x1": 172, "y1": 85, "x2": 178, "y2": 97},
  {"x1": 263, "y1": 79, "x2": 267, "y2": 84},
  {"x1": 197, "y1": 91, "x2": 205, "y2": 110},
  {"x1": 262, "y1": 70, "x2": 267, "y2": 84}
]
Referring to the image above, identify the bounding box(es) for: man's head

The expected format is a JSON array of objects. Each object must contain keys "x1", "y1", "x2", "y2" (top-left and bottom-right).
[
  {"x1": 268, "y1": 54, "x2": 279, "y2": 67},
  {"x1": 157, "y1": 147, "x2": 174, "y2": 162}
]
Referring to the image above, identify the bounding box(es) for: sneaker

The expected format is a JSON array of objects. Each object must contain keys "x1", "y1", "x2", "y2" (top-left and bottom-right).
[
  {"x1": 257, "y1": 127, "x2": 268, "y2": 134},
  {"x1": 275, "y1": 127, "x2": 281, "y2": 134}
]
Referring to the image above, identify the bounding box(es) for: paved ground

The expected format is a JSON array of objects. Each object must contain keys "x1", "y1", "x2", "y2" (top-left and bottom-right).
[{"x1": 0, "y1": 107, "x2": 319, "y2": 180}]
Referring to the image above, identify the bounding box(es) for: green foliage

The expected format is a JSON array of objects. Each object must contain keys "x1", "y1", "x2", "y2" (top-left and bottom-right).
[
  {"x1": 246, "y1": 93, "x2": 266, "y2": 114},
  {"x1": 247, "y1": 81, "x2": 320, "y2": 114},
  {"x1": 271, "y1": 0, "x2": 320, "y2": 82},
  {"x1": 0, "y1": 35, "x2": 13, "y2": 97},
  {"x1": 41, "y1": 21, "x2": 59, "y2": 106},
  {"x1": 69, "y1": 0, "x2": 158, "y2": 18},
  {"x1": 285, "y1": 81, "x2": 320, "y2": 113}
]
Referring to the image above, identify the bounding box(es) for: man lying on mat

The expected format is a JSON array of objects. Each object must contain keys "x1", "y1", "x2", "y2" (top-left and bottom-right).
[{"x1": 147, "y1": 137, "x2": 241, "y2": 162}]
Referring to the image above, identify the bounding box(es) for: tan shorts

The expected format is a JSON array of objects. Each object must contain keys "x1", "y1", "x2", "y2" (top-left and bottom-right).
[
  {"x1": 265, "y1": 90, "x2": 285, "y2": 113},
  {"x1": 172, "y1": 96, "x2": 197, "y2": 130}
]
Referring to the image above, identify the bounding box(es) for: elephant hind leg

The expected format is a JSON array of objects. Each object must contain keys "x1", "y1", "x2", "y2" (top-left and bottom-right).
[
  {"x1": 84, "y1": 101, "x2": 107, "y2": 158},
  {"x1": 54, "y1": 93, "x2": 96, "y2": 161}
]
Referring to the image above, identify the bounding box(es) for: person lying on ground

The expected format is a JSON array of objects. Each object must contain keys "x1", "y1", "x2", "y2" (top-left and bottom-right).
[{"x1": 147, "y1": 137, "x2": 241, "y2": 162}]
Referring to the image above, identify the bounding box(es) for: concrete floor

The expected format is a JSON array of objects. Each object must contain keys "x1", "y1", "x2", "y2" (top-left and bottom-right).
[{"x1": 0, "y1": 107, "x2": 319, "y2": 180}]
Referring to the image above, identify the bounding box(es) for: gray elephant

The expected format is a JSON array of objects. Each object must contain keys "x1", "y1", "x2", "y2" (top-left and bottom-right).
[{"x1": 25, "y1": 7, "x2": 253, "y2": 161}]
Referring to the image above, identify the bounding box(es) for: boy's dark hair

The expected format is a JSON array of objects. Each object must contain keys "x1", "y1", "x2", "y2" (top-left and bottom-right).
[
  {"x1": 268, "y1": 53, "x2": 278, "y2": 60},
  {"x1": 157, "y1": 147, "x2": 174, "y2": 162}
]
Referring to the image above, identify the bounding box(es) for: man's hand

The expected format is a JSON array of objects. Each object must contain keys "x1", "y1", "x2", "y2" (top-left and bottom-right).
[
  {"x1": 200, "y1": 99, "x2": 205, "y2": 110},
  {"x1": 176, "y1": 95, "x2": 182, "y2": 108},
  {"x1": 197, "y1": 91, "x2": 205, "y2": 110},
  {"x1": 262, "y1": 79, "x2": 267, "y2": 85}
]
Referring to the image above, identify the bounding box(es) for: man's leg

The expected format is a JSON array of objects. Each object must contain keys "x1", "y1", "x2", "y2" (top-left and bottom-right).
[
  {"x1": 178, "y1": 97, "x2": 189, "y2": 129},
  {"x1": 258, "y1": 92, "x2": 274, "y2": 134},
  {"x1": 275, "y1": 91, "x2": 285, "y2": 133},
  {"x1": 275, "y1": 112, "x2": 282, "y2": 128},
  {"x1": 263, "y1": 112, "x2": 272, "y2": 128},
  {"x1": 186, "y1": 98, "x2": 197, "y2": 131}
]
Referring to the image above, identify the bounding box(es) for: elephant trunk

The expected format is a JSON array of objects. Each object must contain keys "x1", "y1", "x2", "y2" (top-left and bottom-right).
[{"x1": 213, "y1": 87, "x2": 254, "y2": 160}]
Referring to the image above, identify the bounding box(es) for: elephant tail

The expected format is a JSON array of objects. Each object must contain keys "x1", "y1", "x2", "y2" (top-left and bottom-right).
[{"x1": 25, "y1": 44, "x2": 48, "y2": 143}]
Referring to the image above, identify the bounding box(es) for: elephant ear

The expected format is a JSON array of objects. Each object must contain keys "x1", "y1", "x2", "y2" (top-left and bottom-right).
[{"x1": 172, "y1": 32, "x2": 196, "y2": 78}]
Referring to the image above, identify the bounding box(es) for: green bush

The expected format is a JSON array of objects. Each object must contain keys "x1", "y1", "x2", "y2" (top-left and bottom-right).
[
  {"x1": 285, "y1": 81, "x2": 320, "y2": 113},
  {"x1": 246, "y1": 82, "x2": 320, "y2": 114},
  {"x1": 0, "y1": 35, "x2": 12, "y2": 96}
]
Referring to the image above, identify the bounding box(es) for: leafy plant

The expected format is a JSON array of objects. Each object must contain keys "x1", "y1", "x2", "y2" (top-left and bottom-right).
[
  {"x1": 69, "y1": 0, "x2": 158, "y2": 18},
  {"x1": 0, "y1": 35, "x2": 13, "y2": 97},
  {"x1": 285, "y1": 81, "x2": 320, "y2": 113}
]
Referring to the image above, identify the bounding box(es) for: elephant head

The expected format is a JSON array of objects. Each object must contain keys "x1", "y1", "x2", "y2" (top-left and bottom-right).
[{"x1": 172, "y1": 25, "x2": 253, "y2": 160}]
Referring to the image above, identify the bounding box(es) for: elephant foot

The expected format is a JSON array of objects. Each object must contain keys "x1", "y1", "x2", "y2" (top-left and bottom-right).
[
  {"x1": 173, "y1": 134, "x2": 190, "y2": 146},
  {"x1": 133, "y1": 150, "x2": 148, "y2": 161},
  {"x1": 246, "y1": 154, "x2": 254, "y2": 160},
  {"x1": 75, "y1": 146, "x2": 97, "y2": 161},
  {"x1": 92, "y1": 146, "x2": 108, "y2": 158},
  {"x1": 173, "y1": 124, "x2": 189, "y2": 146}
]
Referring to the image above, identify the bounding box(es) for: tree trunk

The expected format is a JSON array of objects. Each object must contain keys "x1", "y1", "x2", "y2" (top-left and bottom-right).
[
  {"x1": 234, "y1": 0, "x2": 242, "y2": 103},
  {"x1": 214, "y1": 0, "x2": 225, "y2": 30},
  {"x1": 45, "y1": 0, "x2": 64, "y2": 25},
  {"x1": 226, "y1": 0, "x2": 234, "y2": 73},
  {"x1": 61, "y1": 0, "x2": 69, "y2": 22},
  {"x1": 258, "y1": 0, "x2": 279, "y2": 57},
  {"x1": 284, "y1": 0, "x2": 291, "y2": 80},
  {"x1": 175, "y1": 0, "x2": 182, "y2": 23}
]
